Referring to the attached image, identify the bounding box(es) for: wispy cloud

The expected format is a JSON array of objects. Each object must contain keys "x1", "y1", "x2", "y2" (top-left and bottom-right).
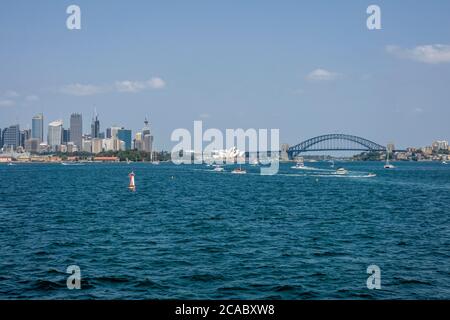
[
  {"x1": 61, "y1": 77, "x2": 166, "y2": 96},
  {"x1": 4, "y1": 90, "x2": 19, "y2": 98},
  {"x1": 60, "y1": 83, "x2": 108, "y2": 96},
  {"x1": 306, "y1": 68, "x2": 340, "y2": 81},
  {"x1": 386, "y1": 44, "x2": 450, "y2": 64},
  {"x1": 0, "y1": 99, "x2": 15, "y2": 107},
  {"x1": 115, "y1": 77, "x2": 166, "y2": 93}
]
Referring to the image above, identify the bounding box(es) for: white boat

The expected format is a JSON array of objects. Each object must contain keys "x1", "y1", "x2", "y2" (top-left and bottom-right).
[
  {"x1": 443, "y1": 161, "x2": 448, "y2": 165},
  {"x1": 61, "y1": 162, "x2": 84, "y2": 166},
  {"x1": 291, "y1": 161, "x2": 305, "y2": 169},
  {"x1": 250, "y1": 158, "x2": 260, "y2": 166},
  {"x1": 213, "y1": 166, "x2": 224, "y2": 172},
  {"x1": 7, "y1": 162, "x2": 15, "y2": 166},
  {"x1": 231, "y1": 165, "x2": 246, "y2": 174},
  {"x1": 151, "y1": 161, "x2": 160, "y2": 165},
  {"x1": 330, "y1": 160, "x2": 335, "y2": 168},
  {"x1": 334, "y1": 168, "x2": 348, "y2": 175},
  {"x1": 384, "y1": 151, "x2": 395, "y2": 169}
]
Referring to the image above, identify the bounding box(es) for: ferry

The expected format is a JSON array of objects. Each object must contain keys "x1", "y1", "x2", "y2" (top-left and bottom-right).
[{"x1": 334, "y1": 168, "x2": 349, "y2": 175}]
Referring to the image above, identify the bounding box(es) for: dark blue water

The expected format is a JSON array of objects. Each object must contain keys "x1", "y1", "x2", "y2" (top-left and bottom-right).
[{"x1": 0, "y1": 161, "x2": 449, "y2": 299}]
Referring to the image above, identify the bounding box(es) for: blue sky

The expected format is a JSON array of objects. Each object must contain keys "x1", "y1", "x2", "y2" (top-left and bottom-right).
[{"x1": 1, "y1": 0, "x2": 450, "y2": 150}]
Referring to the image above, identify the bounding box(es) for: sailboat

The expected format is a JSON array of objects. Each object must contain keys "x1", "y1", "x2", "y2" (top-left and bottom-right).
[
  {"x1": 384, "y1": 151, "x2": 395, "y2": 169},
  {"x1": 150, "y1": 151, "x2": 160, "y2": 165}
]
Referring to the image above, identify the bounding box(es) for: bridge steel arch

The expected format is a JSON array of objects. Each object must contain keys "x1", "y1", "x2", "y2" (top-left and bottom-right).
[{"x1": 287, "y1": 134, "x2": 386, "y2": 159}]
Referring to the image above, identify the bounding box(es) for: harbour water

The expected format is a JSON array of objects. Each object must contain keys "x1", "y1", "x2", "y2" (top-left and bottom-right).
[{"x1": 0, "y1": 161, "x2": 449, "y2": 299}]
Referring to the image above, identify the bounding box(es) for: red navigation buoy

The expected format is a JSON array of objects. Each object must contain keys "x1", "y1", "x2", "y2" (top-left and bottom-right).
[{"x1": 128, "y1": 171, "x2": 136, "y2": 191}]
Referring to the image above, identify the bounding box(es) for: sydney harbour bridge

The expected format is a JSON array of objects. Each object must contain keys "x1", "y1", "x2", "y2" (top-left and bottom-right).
[{"x1": 285, "y1": 134, "x2": 404, "y2": 159}]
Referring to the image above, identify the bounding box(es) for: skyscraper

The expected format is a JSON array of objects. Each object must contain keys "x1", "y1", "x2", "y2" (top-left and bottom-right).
[
  {"x1": 32, "y1": 113, "x2": 44, "y2": 143},
  {"x1": 63, "y1": 128, "x2": 70, "y2": 145},
  {"x1": 117, "y1": 129, "x2": 132, "y2": 150},
  {"x1": 48, "y1": 120, "x2": 63, "y2": 151},
  {"x1": 2, "y1": 124, "x2": 20, "y2": 149},
  {"x1": 20, "y1": 129, "x2": 31, "y2": 147},
  {"x1": 70, "y1": 113, "x2": 83, "y2": 149},
  {"x1": 91, "y1": 110, "x2": 100, "y2": 139},
  {"x1": 142, "y1": 117, "x2": 153, "y2": 153}
]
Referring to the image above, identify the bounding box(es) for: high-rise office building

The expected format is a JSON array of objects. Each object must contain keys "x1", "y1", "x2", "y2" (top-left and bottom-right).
[
  {"x1": 2, "y1": 124, "x2": 20, "y2": 149},
  {"x1": 70, "y1": 113, "x2": 83, "y2": 149},
  {"x1": 110, "y1": 126, "x2": 122, "y2": 139},
  {"x1": 48, "y1": 120, "x2": 63, "y2": 150},
  {"x1": 142, "y1": 117, "x2": 153, "y2": 153},
  {"x1": 32, "y1": 113, "x2": 44, "y2": 143},
  {"x1": 63, "y1": 129, "x2": 70, "y2": 144},
  {"x1": 91, "y1": 111, "x2": 100, "y2": 139},
  {"x1": 20, "y1": 129, "x2": 31, "y2": 147},
  {"x1": 117, "y1": 129, "x2": 132, "y2": 150}
]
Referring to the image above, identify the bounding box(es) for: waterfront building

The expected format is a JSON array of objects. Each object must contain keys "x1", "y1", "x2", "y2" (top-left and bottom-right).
[
  {"x1": 47, "y1": 120, "x2": 63, "y2": 151},
  {"x1": 102, "y1": 137, "x2": 123, "y2": 152},
  {"x1": 31, "y1": 113, "x2": 44, "y2": 143},
  {"x1": 91, "y1": 138, "x2": 103, "y2": 154},
  {"x1": 2, "y1": 124, "x2": 20, "y2": 149},
  {"x1": 70, "y1": 113, "x2": 83, "y2": 149},
  {"x1": 117, "y1": 129, "x2": 132, "y2": 150},
  {"x1": 432, "y1": 140, "x2": 449, "y2": 152},
  {"x1": 25, "y1": 138, "x2": 40, "y2": 153},
  {"x1": 66, "y1": 142, "x2": 78, "y2": 153},
  {"x1": 82, "y1": 139, "x2": 92, "y2": 153},
  {"x1": 20, "y1": 129, "x2": 31, "y2": 147}
]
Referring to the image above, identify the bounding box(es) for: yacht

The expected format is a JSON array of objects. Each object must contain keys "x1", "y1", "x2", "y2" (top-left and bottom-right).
[
  {"x1": 291, "y1": 161, "x2": 305, "y2": 169},
  {"x1": 291, "y1": 157, "x2": 306, "y2": 169},
  {"x1": 442, "y1": 161, "x2": 448, "y2": 165},
  {"x1": 231, "y1": 165, "x2": 247, "y2": 174},
  {"x1": 384, "y1": 151, "x2": 395, "y2": 169},
  {"x1": 251, "y1": 158, "x2": 260, "y2": 166},
  {"x1": 213, "y1": 165, "x2": 224, "y2": 172},
  {"x1": 335, "y1": 168, "x2": 349, "y2": 175}
]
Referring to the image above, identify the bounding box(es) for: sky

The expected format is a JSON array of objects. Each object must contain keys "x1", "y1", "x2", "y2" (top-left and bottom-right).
[{"x1": 1, "y1": 0, "x2": 450, "y2": 150}]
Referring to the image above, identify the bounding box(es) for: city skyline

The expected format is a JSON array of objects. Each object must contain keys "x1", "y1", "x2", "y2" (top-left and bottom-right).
[{"x1": 1, "y1": 1, "x2": 450, "y2": 150}]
